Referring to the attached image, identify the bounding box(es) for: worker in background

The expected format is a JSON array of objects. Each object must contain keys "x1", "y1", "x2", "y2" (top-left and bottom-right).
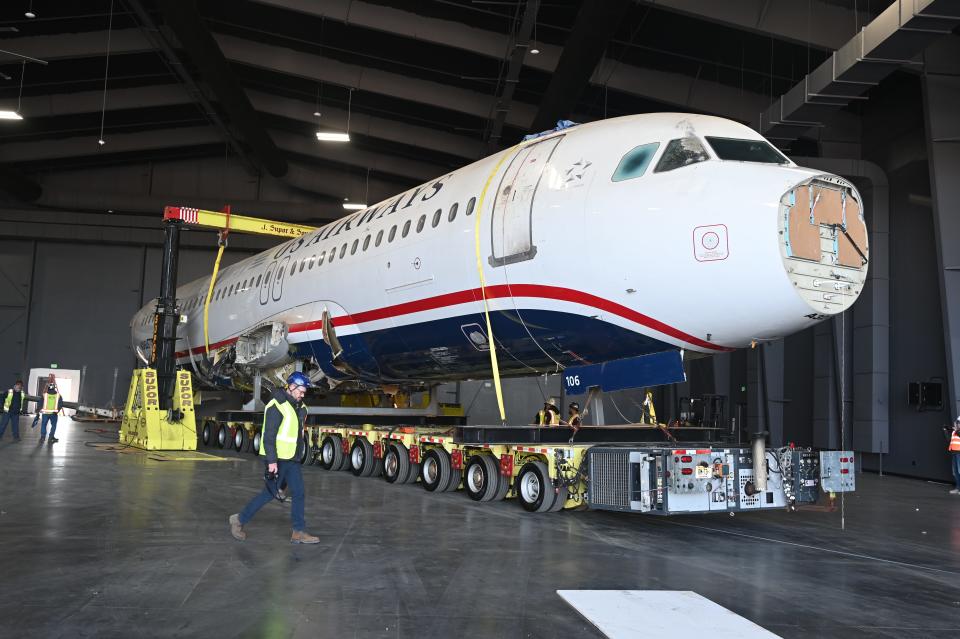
[
  {"x1": 947, "y1": 417, "x2": 960, "y2": 495},
  {"x1": 229, "y1": 372, "x2": 319, "y2": 544},
  {"x1": 565, "y1": 402, "x2": 582, "y2": 428},
  {"x1": 0, "y1": 380, "x2": 28, "y2": 441},
  {"x1": 534, "y1": 398, "x2": 561, "y2": 426},
  {"x1": 36, "y1": 382, "x2": 63, "y2": 444}
]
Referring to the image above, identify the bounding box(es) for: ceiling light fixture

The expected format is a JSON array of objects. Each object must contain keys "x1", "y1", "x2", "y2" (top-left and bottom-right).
[
  {"x1": 315, "y1": 86, "x2": 353, "y2": 143},
  {"x1": 529, "y1": 1, "x2": 540, "y2": 55},
  {"x1": 24, "y1": 0, "x2": 35, "y2": 18},
  {"x1": 97, "y1": 0, "x2": 115, "y2": 149},
  {"x1": 342, "y1": 202, "x2": 366, "y2": 211},
  {"x1": 0, "y1": 110, "x2": 23, "y2": 120},
  {"x1": 1, "y1": 60, "x2": 28, "y2": 121}
]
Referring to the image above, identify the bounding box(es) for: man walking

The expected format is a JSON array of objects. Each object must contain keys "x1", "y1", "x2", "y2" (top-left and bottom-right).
[
  {"x1": 37, "y1": 382, "x2": 63, "y2": 444},
  {"x1": 229, "y1": 372, "x2": 319, "y2": 544},
  {"x1": 948, "y1": 417, "x2": 960, "y2": 495},
  {"x1": 0, "y1": 380, "x2": 27, "y2": 441}
]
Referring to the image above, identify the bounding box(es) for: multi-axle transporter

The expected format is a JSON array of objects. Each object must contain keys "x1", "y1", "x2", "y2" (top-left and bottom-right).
[{"x1": 200, "y1": 414, "x2": 855, "y2": 515}]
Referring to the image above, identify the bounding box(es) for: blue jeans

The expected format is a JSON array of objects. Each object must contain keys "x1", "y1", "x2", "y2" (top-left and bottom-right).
[
  {"x1": 238, "y1": 460, "x2": 306, "y2": 532},
  {"x1": 0, "y1": 412, "x2": 22, "y2": 438},
  {"x1": 40, "y1": 414, "x2": 58, "y2": 438},
  {"x1": 952, "y1": 453, "x2": 960, "y2": 490}
]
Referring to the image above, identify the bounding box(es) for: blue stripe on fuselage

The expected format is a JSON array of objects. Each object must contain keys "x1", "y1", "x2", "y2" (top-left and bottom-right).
[{"x1": 293, "y1": 309, "x2": 677, "y2": 382}]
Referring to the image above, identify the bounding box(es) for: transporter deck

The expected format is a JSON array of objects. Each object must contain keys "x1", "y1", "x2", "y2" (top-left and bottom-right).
[{"x1": 199, "y1": 413, "x2": 854, "y2": 516}]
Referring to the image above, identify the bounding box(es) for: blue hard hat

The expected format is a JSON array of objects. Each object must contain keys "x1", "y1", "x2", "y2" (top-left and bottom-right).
[{"x1": 286, "y1": 371, "x2": 311, "y2": 388}]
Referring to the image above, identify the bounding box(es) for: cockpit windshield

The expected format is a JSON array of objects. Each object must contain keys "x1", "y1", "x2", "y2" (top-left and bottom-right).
[
  {"x1": 705, "y1": 137, "x2": 789, "y2": 164},
  {"x1": 654, "y1": 137, "x2": 710, "y2": 173}
]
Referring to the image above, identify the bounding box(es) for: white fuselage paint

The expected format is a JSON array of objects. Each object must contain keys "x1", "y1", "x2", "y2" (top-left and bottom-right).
[{"x1": 130, "y1": 113, "x2": 867, "y2": 383}]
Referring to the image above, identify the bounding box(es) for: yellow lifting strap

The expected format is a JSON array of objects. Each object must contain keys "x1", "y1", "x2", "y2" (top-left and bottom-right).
[
  {"x1": 474, "y1": 144, "x2": 520, "y2": 424},
  {"x1": 203, "y1": 206, "x2": 231, "y2": 355}
]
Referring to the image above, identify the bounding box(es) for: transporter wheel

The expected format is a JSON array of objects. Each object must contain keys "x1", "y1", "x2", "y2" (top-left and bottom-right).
[
  {"x1": 216, "y1": 424, "x2": 229, "y2": 449},
  {"x1": 319, "y1": 435, "x2": 342, "y2": 470},
  {"x1": 516, "y1": 461, "x2": 556, "y2": 513},
  {"x1": 405, "y1": 460, "x2": 421, "y2": 484},
  {"x1": 308, "y1": 444, "x2": 321, "y2": 465},
  {"x1": 350, "y1": 438, "x2": 378, "y2": 477},
  {"x1": 420, "y1": 448, "x2": 454, "y2": 492},
  {"x1": 464, "y1": 455, "x2": 500, "y2": 502},
  {"x1": 493, "y1": 469, "x2": 511, "y2": 501},
  {"x1": 548, "y1": 484, "x2": 569, "y2": 512},
  {"x1": 201, "y1": 421, "x2": 212, "y2": 447},
  {"x1": 233, "y1": 427, "x2": 246, "y2": 452},
  {"x1": 251, "y1": 430, "x2": 261, "y2": 455},
  {"x1": 298, "y1": 433, "x2": 310, "y2": 465},
  {"x1": 383, "y1": 443, "x2": 411, "y2": 484}
]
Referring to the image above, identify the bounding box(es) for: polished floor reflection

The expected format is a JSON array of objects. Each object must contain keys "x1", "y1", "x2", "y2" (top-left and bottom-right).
[{"x1": 1, "y1": 420, "x2": 959, "y2": 638}]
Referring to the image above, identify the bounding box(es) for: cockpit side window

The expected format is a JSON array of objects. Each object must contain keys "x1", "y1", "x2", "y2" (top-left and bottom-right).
[
  {"x1": 704, "y1": 136, "x2": 789, "y2": 164},
  {"x1": 612, "y1": 142, "x2": 659, "y2": 182},
  {"x1": 654, "y1": 137, "x2": 710, "y2": 173}
]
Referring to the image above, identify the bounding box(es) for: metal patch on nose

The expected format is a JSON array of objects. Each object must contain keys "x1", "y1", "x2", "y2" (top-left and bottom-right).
[{"x1": 693, "y1": 224, "x2": 728, "y2": 262}]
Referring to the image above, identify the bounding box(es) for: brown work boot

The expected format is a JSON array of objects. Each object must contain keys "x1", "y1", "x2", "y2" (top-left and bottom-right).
[
  {"x1": 229, "y1": 514, "x2": 246, "y2": 541},
  {"x1": 290, "y1": 530, "x2": 319, "y2": 544}
]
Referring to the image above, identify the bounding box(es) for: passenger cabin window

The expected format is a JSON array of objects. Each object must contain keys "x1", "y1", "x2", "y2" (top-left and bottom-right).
[
  {"x1": 256, "y1": 274, "x2": 262, "y2": 287},
  {"x1": 448, "y1": 202, "x2": 458, "y2": 222},
  {"x1": 351, "y1": 239, "x2": 358, "y2": 255},
  {"x1": 339, "y1": 243, "x2": 347, "y2": 259},
  {"x1": 416, "y1": 215, "x2": 426, "y2": 233},
  {"x1": 432, "y1": 209, "x2": 442, "y2": 228},
  {"x1": 705, "y1": 137, "x2": 789, "y2": 164},
  {"x1": 389, "y1": 225, "x2": 397, "y2": 242},
  {"x1": 363, "y1": 235, "x2": 371, "y2": 251},
  {"x1": 375, "y1": 230, "x2": 384, "y2": 247},
  {"x1": 318, "y1": 250, "x2": 326, "y2": 266},
  {"x1": 654, "y1": 137, "x2": 710, "y2": 173},
  {"x1": 289, "y1": 263, "x2": 296, "y2": 276},
  {"x1": 612, "y1": 142, "x2": 659, "y2": 182},
  {"x1": 402, "y1": 220, "x2": 411, "y2": 238},
  {"x1": 465, "y1": 197, "x2": 476, "y2": 216}
]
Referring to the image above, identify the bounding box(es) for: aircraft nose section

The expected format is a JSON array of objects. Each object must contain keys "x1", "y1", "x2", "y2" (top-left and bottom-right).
[{"x1": 779, "y1": 175, "x2": 869, "y2": 317}]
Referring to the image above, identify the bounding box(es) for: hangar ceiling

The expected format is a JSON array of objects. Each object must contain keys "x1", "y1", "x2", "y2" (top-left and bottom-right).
[{"x1": 0, "y1": 0, "x2": 923, "y2": 224}]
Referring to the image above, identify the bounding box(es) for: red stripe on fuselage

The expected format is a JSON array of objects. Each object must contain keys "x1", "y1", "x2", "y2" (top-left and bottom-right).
[{"x1": 175, "y1": 284, "x2": 731, "y2": 358}]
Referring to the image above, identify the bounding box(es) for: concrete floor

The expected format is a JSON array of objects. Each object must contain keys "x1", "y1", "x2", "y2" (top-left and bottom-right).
[{"x1": 1, "y1": 419, "x2": 959, "y2": 638}]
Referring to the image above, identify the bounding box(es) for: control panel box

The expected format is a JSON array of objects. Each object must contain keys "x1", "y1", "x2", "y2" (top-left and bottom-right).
[{"x1": 820, "y1": 450, "x2": 855, "y2": 492}]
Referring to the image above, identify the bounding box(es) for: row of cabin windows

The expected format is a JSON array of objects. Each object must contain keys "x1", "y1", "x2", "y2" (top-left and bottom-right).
[
  {"x1": 283, "y1": 196, "x2": 476, "y2": 278},
  {"x1": 170, "y1": 196, "x2": 478, "y2": 312}
]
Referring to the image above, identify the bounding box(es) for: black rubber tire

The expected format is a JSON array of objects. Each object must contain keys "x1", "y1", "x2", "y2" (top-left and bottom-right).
[
  {"x1": 404, "y1": 461, "x2": 421, "y2": 484},
  {"x1": 464, "y1": 455, "x2": 499, "y2": 502},
  {"x1": 443, "y1": 458, "x2": 462, "y2": 492},
  {"x1": 350, "y1": 438, "x2": 377, "y2": 477},
  {"x1": 493, "y1": 469, "x2": 511, "y2": 501},
  {"x1": 201, "y1": 421, "x2": 212, "y2": 447},
  {"x1": 383, "y1": 442, "x2": 410, "y2": 484},
  {"x1": 319, "y1": 435, "x2": 342, "y2": 470},
  {"x1": 233, "y1": 427, "x2": 246, "y2": 452},
  {"x1": 420, "y1": 448, "x2": 453, "y2": 492},
  {"x1": 299, "y1": 433, "x2": 309, "y2": 465},
  {"x1": 548, "y1": 484, "x2": 569, "y2": 512},
  {"x1": 251, "y1": 430, "x2": 261, "y2": 455},
  {"x1": 216, "y1": 424, "x2": 229, "y2": 449},
  {"x1": 516, "y1": 461, "x2": 556, "y2": 513}
]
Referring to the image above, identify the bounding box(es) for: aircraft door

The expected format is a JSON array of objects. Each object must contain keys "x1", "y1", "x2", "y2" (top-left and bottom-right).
[
  {"x1": 271, "y1": 256, "x2": 290, "y2": 303},
  {"x1": 489, "y1": 135, "x2": 563, "y2": 267},
  {"x1": 259, "y1": 262, "x2": 276, "y2": 305}
]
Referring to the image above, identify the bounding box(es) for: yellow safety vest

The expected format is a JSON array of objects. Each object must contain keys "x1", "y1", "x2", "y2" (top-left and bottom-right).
[
  {"x1": 3, "y1": 390, "x2": 25, "y2": 412},
  {"x1": 537, "y1": 409, "x2": 560, "y2": 426},
  {"x1": 950, "y1": 431, "x2": 960, "y2": 453},
  {"x1": 258, "y1": 397, "x2": 301, "y2": 460},
  {"x1": 41, "y1": 392, "x2": 61, "y2": 414}
]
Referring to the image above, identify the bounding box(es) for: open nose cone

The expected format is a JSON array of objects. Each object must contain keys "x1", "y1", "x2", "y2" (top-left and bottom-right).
[{"x1": 779, "y1": 176, "x2": 868, "y2": 317}]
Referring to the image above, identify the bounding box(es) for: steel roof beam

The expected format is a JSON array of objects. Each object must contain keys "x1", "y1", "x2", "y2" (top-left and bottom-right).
[
  {"x1": 530, "y1": 0, "x2": 631, "y2": 133},
  {"x1": 153, "y1": 0, "x2": 288, "y2": 178}
]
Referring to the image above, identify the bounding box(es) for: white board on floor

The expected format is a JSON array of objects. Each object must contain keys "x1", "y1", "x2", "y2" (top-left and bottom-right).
[{"x1": 557, "y1": 590, "x2": 780, "y2": 639}]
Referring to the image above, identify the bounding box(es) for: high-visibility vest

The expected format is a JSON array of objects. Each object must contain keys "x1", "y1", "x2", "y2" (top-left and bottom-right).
[
  {"x1": 3, "y1": 390, "x2": 25, "y2": 413},
  {"x1": 41, "y1": 392, "x2": 61, "y2": 414},
  {"x1": 568, "y1": 414, "x2": 582, "y2": 427},
  {"x1": 950, "y1": 431, "x2": 960, "y2": 453},
  {"x1": 258, "y1": 397, "x2": 301, "y2": 460},
  {"x1": 537, "y1": 409, "x2": 560, "y2": 427}
]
